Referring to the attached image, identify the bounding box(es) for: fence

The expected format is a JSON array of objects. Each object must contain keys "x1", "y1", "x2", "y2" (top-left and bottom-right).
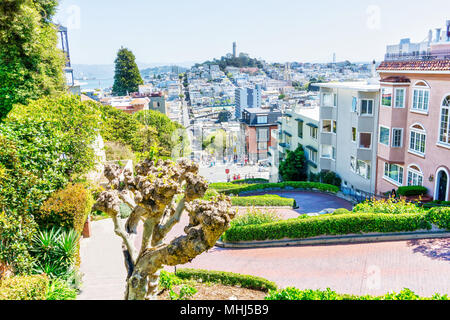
[{"x1": 341, "y1": 187, "x2": 388, "y2": 204}]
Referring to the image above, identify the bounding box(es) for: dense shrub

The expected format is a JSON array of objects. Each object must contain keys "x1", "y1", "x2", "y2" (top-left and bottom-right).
[
  {"x1": 0, "y1": 210, "x2": 37, "y2": 275},
  {"x1": 37, "y1": 183, "x2": 94, "y2": 233},
  {"x1": 397, "y1": 186, "x2": 428, "y2": 197},
  {"x1": 175, "y1": 268, "x2": 277, "y2": 292},
  {"x1": 221, "y1": 182, "x2": 339, "y2": 195},
  {"x1": 353, "y1": 198, "x2": 423, "y2": 215},
  {"x1": 104, "y1": 141, "x2": 136, "y2": 161},
  {"x1": 425, "y1": 207, "x2": 450, "y2": 230},
  {"x1": 222, "y1": 212, "x2": 434, "y2": 242},
  {"x1": 310, "y1": 170, "x2": 342, "y2": 188},
  {"x1": 279, "y1": 146, "x2": 307, "y2": 182},
  {"x1": 0, "y1": 274, "x2": 49, "y2": 300},
  {"x1": 265, "y1": 287, "x2": 448, "y2": 300},
  {"x1": 231, "y1": 195, "x2": 295, "y2": 207},
  {"x1": 332, "y1": 208, "x2": 351, "y2": 215},
  {"x1": 209, "y1": 182, "x2": 249, "y2": 192},
  {"x1": 46, "y1": 278, "x2": 77, "y2": 300}
]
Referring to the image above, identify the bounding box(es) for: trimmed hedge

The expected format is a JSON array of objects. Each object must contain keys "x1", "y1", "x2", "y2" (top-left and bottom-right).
[
  {"x1": 37, "y1": 183, "x2": 94, "y2": 233},
  {"x1": 175, "y1": 268, "x2": 277, "y2": 292},
  {"x1": 209, "y1": 182, "x2": 248, "y2": 192},
  {"x1": 222, "y1": 211, "x2": 442, "y2": 243},
  {"x1": 397, "y1": 186, "x2": 428, "y2": 197},
  {"x1": 231, "y1": 178, "x2": 269, "y2": 185},
  {"x1": 265, "y1": 287, "x2": 448, "y2": 300},
  {"x1": 0, "y1": 274, "x2": 49, "y2": 300},
  {"x1": 221, "y1": 181, "x2": 339, "y2": 195},
  {"x1": 231, "y1": 195, "x2": 296, "y2": 207}
]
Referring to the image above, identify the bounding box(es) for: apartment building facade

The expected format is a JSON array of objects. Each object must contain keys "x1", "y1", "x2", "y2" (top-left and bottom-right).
[
  {"x1": 240, "y1": 108, "x2": 282, "y2": 164},
  {"x1": 276, "y1": 105, "x2": 321, "y2": 177},
  {"x1": 314, "y1": 82, "x2": 380, "y2": 194},
  {"x1": 235, "y1": 85, "x2": 262, "y2": 119},
  {"x1": 376, "y1": 60, "x2": 450, "y2": 201}
]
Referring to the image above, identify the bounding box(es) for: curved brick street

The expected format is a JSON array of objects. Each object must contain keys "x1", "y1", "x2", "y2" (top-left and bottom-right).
[{"x1": 78, "y1": 192, "x2": 450, "y2": 299}]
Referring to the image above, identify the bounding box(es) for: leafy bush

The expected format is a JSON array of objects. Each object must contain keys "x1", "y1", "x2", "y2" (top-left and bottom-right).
[
  {"x1": 221, "y1": 182, "x2": 339, "y2": 195},
  {"x1": 222, "y1": 212, "x2": 435, "y2": 242},
  {"x1": 332, "y1": 208, "x2": 351, "y2": 215},
  {"x1": 169, "y1": 284, "x2": 198, "y2": 300},
  {"x1": 397, "y1": 186, "x2": 428, "y2": 197},
  {"x1": 265, "y1": 287, "x2": 448, "y2": 300},
  {"x1": 0, "y1": 210, "x2": 36, "y2": 275},
  {"x1": 31, "y1": 227, "x2": 80, "y2": 280},
  {"x1": 425, "y1": 207, "x2": 450, "y2": 230},
  {"x1": 37, "y1": 183, "x2": 94, "y2": 233},
  {"x1": 104, "y1": 141, "x2": 136, "y2": 161},
  {"x1": 175, "y1": 268, "x2": 277, "y2": 292},
  {"x1": 230, "y1": 208, "x2": 282, "y2": 228},
  {"x1": 203, "y1": 189, "x2": 219, "y2": 200},
  {"x1": 231, "y1": 195, "x2": 295, "y2": 207},
  {"x1": 353, "y1": 198, "x2": 423, "y2": 215},
  {"x1": 209, "y1": 182, "x2": 248, "y2": 192},
  {"x1": 279, "y1": 146, "x2": 307, "y2": 182},
  {"x1": 46, "y1": 278, "x2": 77, "y2": 300},
  {"x1": 309, "y1": 170, "x2": 342, "y2": 187},
  {"x1": 0, "y1": 274, "x2": 49, "y2": 300}
]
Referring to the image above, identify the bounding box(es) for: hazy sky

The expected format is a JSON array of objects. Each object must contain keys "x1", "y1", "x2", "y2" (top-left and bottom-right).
[{"x1": 54, "y1": 0, "x2": 450, "y2": 66}]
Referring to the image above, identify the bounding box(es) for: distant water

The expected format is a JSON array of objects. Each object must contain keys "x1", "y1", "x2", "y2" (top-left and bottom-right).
[{"x1": 79, "y1": 78, "x2": 114, "y2": 90}]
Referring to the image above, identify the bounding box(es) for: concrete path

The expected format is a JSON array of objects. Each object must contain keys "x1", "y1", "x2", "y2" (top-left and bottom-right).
[{"x1": 78, "y1": 205, "x2": 450, "y2": 299}]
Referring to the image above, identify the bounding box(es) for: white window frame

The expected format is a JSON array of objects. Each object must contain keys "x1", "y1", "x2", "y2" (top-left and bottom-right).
[
  {"x1": 322, "y1": 119, "x2": 336, "y2": 134},
  {"x1": 358, "y1": 132, "x2": 372, "y2": 150},
  {"x1": 356, "y1": 159, "x2": 371, "y2": 180},
  {"x1": 381, "y1": 87, "x2": 393, "y2": 108},
  {"x1": 392, "y1": 128, "x2": 403, "y2": 148},
  {"x1": 322, "y1": 92, "x2": 337, "y2": 107},
  {"x1": 438, "y1": 94, "x2": 450, "y2": 148},
  {"x1": 379, "y1": 125, "x2": 390, "y2": 146},
  {"x1": 383, "y1": 162, "x2": 404, "y2": 186},
  {"x1": 407, "y1": 165, "x2": 424, "y2": 186},
  {"x1": 310, "y1": 126, "x2": 318, "y2": 140},
  {"x1": 320, "y1": 144, "x2": 335, "y2": 160},
  {"x1": 394, "y1": 88, "x2": 406, "y2": 108},
  {"x1": 360, "y1": 99, "x2": 374, "y2": 116},
  {"x1": 409, "y1": 124, "x2": 426, "y2": 157},
  {"x1": 411, "y1": 81, "x2": 430, "y2": 114},
  {"x1": 352, "y1": 127, "x2": 357, "y2": 143}
]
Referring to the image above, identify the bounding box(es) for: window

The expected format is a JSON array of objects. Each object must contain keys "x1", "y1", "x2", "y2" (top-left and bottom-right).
[
  {"x1": 322, "y1": 120, "x2": 332, "y2": 133},
  {"x1": 352, "y1": 97, "x2": 358, "y2": 112},
  {"x1": 350, "y1": 156, "x2": 356, "y2": 172},
  {"x1": 310, "y1": 150, "x2": 318, "y2": 164},
  {"x1": 359, "y1": 133, "x2": 372, "y2": 149},
  {"x1": 409, "y1": 124, "x2": 426, "y2": 155},
  {"x1": 258, "y1": 142, "x2": 268, "y2": 150},
  {"x1": 356, "y1": 160, "x2": 371, "y2": 180},
  {"x1": 333, "y1": 120, "x2": 337, "y2": 133},
  {"x1": 407, "y1": 166, "x2": 424, "y2": 186},
  {"x1": 310, "y1": 127, "x2": 318, "y2": 139},
  {"x1": 321, "y1": 145, "x2": 334, "y2": 159},
  {"x1": 381, "y1": 87, "x2": 393, "y2": 107},
  {"x1": 298, "y1": 121, "x2": 303, "y2": 138},
  {"x1": 412, "y1": 82, "x2": 430, "y2": 112},
  {"x1": 361, "y1": 100, "x2": 373, "y2": 115},
  {"x1": 256, "y1": 115, "x2": 268, "y2": 124},
  {"x1": 323, "y1": 93, "x2": 336, "y2": 107},
  {"x1": 392, "y1": 128, "x2": 403, "y2": 148},
  {"x1": 439, "y1": 95, "x2": 450, "y2": 145},
  {"x1": 257, "y1": 128, "x2": 269, "y2": 142},
  {"x1": 384, "y1": 163, "x2": 404, "y2": 185},
  {"x1": 379, "y1": 126, "x2": 390, "y2": 146},
  {"x1": 395, "y1": 88, "x2": 405, "y2": 108},
  {"x1": 352, "y1": 127, "x2": 357, "y2": 142}
]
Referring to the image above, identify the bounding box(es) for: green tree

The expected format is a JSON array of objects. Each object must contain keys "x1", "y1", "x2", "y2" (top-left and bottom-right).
[
  {"x1": 0, "y1": 0, "x2": 66, "y2": 119},
  {"x1": 279, "y1": 145, "x2": 307, "y2": 182},
  {"x1": 112, "y1": 47, "x2": 143, "y2": 96}
]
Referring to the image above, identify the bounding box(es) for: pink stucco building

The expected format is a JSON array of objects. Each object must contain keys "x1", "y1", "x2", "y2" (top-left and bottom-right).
[{"x1": 376, "y1": 60, "x2": 450, "y2": 201}]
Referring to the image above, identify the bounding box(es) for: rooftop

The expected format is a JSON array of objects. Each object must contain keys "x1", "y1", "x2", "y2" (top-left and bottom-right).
[
  {"x1": 377, "y1": 59, "x2": 450, "y2": 73},
  {"x1": 312, "y1": 81, "x2": 380, "y2": 92}
]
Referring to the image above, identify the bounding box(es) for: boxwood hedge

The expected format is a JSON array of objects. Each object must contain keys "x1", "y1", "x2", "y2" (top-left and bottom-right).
[
  {"x1": 221, "y1": 181, "x2": 339, "y2": 195},
  {"x1": 231, "y1": 194, "x2": 296, "y2": 207},
  {"x1": 221, "y1": 211, "x2": 446, "y2": 243},
  {"x1": 175, "y1": 268, "x2": 277, "y2": 292}
]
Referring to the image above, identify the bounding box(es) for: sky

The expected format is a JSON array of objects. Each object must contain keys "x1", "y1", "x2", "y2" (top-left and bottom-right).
[{"x1": 54, "y1": 0, "x2": 450, "y2": 66}]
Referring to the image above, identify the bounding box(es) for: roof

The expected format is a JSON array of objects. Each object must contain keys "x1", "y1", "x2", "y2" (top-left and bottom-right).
[
  {"x1": 312, "y1": 81, "x2": 380, "y2": 92},
  {"x1": 377, "y1": 59, "x2": 450, "y2": 73}
]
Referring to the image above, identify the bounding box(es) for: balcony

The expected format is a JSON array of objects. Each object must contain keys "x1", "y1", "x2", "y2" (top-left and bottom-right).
[{"x1": 320, "y1": 158, "x2": 336, "y2": 171}]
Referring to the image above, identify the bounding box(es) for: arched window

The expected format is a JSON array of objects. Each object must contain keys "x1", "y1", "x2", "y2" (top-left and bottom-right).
[
  {"x1": 407, "y1": 164, "x2": 423, "y2": 186},
  {"x1": 439, "y1": 95, "x2": 450, "y2": 145},
  {"x1": 409, "y1": 123, "x2": 426, "y2": 155},
  {"x1": 412, "y1": 81, "x2": 430, "y2": 112}
]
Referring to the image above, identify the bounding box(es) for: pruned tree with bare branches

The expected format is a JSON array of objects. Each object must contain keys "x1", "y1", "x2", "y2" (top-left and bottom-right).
[{"x1": 94, "y1": 158, "x2": 235, "y2": 300}]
